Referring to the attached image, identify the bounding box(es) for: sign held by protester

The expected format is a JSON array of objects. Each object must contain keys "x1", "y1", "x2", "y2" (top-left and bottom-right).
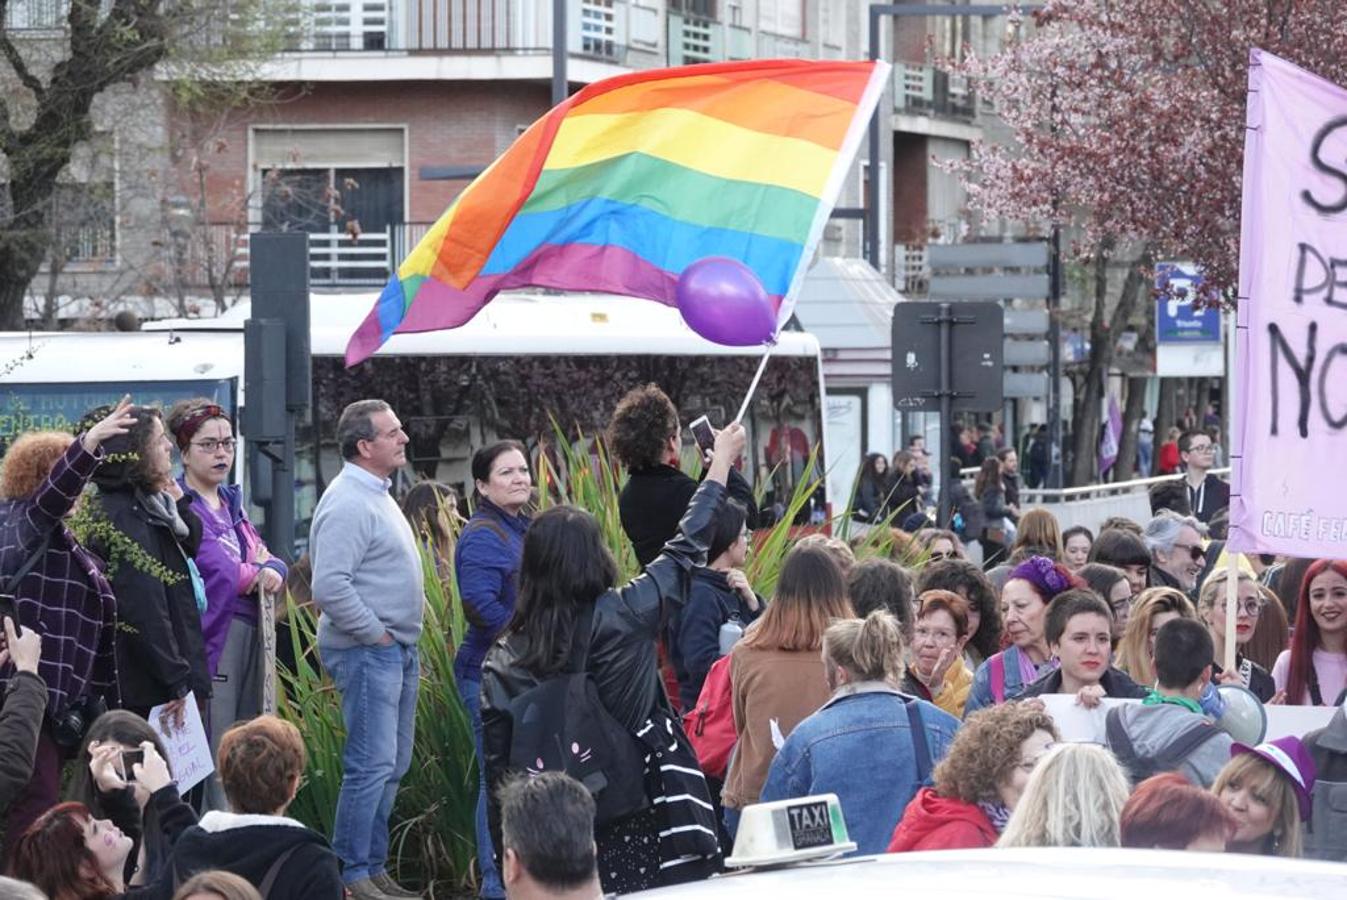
[
  {"x1": 148, "y1": 691, "x2": 214, "y2": 793},
  {"x1": 1229, "y1": 50, "x2": 1347, "y2": 556}
]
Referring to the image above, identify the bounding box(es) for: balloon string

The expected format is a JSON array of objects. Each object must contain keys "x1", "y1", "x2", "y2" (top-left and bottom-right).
[{"x1": 735, "y1": 342, "x2": 776, "y2": 423}]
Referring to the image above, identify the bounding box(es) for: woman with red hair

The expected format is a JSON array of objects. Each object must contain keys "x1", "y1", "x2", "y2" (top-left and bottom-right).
[
  {"x1": 1121, "y1": 773, "x2": 1235, "y2": 851},
  {"x1": 9, "y1": 801, "x2": 133, "y2": 899},
  {"x1": 1272, "y1": 559, "x2": 1347, "y2": 706}
]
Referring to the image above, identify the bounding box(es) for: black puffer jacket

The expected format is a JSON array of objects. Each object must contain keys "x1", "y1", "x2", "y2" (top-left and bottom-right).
[
  {"x1": 1018, "y1": 665, "x2": 1150, "y2": 701},
  {"x1": 87, "y1": 460, "x2": 210, "y2": 709},
  {"x1": 481, "y1": 480, "x2": 724, "y2": 841}
]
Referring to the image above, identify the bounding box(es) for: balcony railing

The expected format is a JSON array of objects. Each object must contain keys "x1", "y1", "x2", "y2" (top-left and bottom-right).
[
  {"x1": 191, "y1": 224, "x2": 435, "y2": 290},
  {"x1": 892, "y1": 62, "x2": 976, "y2": 121},
  {"x1": 267, "y1": 0, "x2": 630, "y2": 58}
]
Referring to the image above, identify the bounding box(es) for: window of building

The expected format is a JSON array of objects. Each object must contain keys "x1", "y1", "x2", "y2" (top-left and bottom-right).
[
  {"x1": 758, "y1": 0, "x2": 803, "y2": 38},
  {"x1": 581, "y1": 0, "x2": 617, "y2": 58}
]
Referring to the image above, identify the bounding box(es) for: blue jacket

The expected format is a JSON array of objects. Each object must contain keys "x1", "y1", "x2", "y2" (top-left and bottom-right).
[
  {"x1": 964, "y1": 645, "x2": 1057, "y2": 717},
  {"x1": 453, "y1": 500, "x2": 530, "y2": 681},
  {"x1": 666, "y1": 567, "x2": 762, "y2": 711},
  {"x1": 759, "y1": 684, "x2": 959, "y2": 855}
]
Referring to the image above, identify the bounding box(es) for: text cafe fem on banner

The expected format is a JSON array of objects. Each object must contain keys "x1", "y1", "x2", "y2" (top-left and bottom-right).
[{"x1": 1230, "y1": 49, "x2": 1347, "y2": 557}]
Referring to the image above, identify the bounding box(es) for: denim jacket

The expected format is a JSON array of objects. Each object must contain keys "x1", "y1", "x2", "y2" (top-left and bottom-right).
[
  {"x1": 758, "y1": 682, "x2": 959, "y2": 855},
  {"x1": 964, "y1": 645, "x2": 1057, "y2": 717}
]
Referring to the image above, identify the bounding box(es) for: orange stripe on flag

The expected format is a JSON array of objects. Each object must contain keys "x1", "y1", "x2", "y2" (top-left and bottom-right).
[
  {"x1": 569, "y1": 74, "x2": 859, "y2": 149},
  {"x1": 432, "y1": 107, "x2": 568, "y2": 288}
]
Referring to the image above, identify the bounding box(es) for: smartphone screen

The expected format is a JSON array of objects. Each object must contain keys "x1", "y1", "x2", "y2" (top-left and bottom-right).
[
  {"x1": 690, "y1": 416, "x2": 715, "y2": 455},
  {"x1": 119, "y1": 749, "x2": 144, "y2": 781}
]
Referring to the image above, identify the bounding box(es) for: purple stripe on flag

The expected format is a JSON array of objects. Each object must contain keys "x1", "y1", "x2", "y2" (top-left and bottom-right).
[{"x1": 345, "y1": 242, "x2": 784, "y2": 365}]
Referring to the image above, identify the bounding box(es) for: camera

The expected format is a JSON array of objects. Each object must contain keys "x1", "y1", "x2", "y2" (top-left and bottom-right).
[{"x1": 51, "y1": 695, "x2": 108, "y2": 750}]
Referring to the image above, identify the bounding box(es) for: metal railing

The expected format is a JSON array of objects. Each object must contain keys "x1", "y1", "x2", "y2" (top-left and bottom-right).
[
  {"x1": 194, "y1": 223, "x2": 436, "y2": 289},
  {"x1": 892, "y1": 62, "x2": 977, "y2": 120}
]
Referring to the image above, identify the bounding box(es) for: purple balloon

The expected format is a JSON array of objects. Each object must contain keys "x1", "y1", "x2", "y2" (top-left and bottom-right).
[{"x1": 676, "y1": 257, "x2": 777, "y2": 346}]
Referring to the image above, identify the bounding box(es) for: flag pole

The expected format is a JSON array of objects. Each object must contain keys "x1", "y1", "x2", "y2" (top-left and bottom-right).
[{"x1": 735, "y1": 341, "x2": 776, "y2": 423}]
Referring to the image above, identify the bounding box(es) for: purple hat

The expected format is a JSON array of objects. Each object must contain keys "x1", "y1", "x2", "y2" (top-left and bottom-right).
[
  {"x1": 1007, "y1": 555, "x2": 1076, "y2": 602},
  {"x1": 1230, "y1": 736, "x2": 1318, "y2": 821}
]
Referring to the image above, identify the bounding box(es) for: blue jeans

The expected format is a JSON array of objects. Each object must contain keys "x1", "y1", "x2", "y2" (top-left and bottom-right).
[
  {"x1": 457, "y1": 674, "x2": 505, "y2": 899},
  {"x1": 321, "y1": 641, "x2": 420, "y2": 886}
]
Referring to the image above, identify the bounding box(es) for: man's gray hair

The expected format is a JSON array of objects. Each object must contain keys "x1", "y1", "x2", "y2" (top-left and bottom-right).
[
  {"x1": 500, "y1": 772, "x2": 597, "y2": 891},
  {"x1": 1144, "y1": 509, "x2": 1204, "y2": 556},
  {"x1": 336, "y1": 399, "x2": 392, "y2": 461}
]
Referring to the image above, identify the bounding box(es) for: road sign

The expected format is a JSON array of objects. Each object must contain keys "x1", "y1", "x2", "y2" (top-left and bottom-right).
[
  {"x1": 1003, "y1": 339, "x2": 1050, "y2": 367},
  {"x1": 928, "y1": 242, "x2": 1051, "y2": 302},
  {"x1": 1005, "y1": 309, "x2": 1050, "y2": 335},
  {"x1": 1004, "y1": 371, "x2": 1049, "y2": 398},
  {"x1": 891, "y1": 301, "x2": 1004, "y2": 413},
  {"x1": 1155, "y1": 262, "x2": 1221, "y2": 343}
]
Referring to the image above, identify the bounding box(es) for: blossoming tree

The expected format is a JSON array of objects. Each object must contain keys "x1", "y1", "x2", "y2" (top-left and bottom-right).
[{"x1": 958, "y1": 0, "x2": 1347, "y2": 483}]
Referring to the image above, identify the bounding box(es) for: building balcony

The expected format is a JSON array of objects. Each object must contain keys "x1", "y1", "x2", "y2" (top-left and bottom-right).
[
  {"x1": 892, "y1": 63, "x2": 979, "y2": 134},
  {"x1": 187, "y1": 223, "x2": 434, "y2": 291}
]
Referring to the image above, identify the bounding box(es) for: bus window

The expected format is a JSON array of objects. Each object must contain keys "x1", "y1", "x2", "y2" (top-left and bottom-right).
[
  {"x1": 294, "y1": 354, "x2": 825, "y2": 540},
  {"x1": 0, "y1": 380, "x2": 236, "y2": 455}
]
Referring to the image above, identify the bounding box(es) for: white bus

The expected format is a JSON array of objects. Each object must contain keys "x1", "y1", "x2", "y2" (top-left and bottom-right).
[{"x1": 1, "y1": 290, "x2": 829, "y2": 541}]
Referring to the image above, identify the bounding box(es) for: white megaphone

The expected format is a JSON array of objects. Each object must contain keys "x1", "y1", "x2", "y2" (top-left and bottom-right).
[{"x1": 1214, "y1": 684, "x2": 1268, "y2": 745}]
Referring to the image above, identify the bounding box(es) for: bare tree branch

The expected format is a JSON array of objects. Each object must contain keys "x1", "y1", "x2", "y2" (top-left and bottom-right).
[{"x1": 0, "y1": 33, "x2": 46, "y2": 102}]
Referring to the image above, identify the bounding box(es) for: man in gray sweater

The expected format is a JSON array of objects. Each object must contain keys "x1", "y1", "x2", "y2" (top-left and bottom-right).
[{"x1": 310, "y1": 399, "x2": 425, "y2": 900}]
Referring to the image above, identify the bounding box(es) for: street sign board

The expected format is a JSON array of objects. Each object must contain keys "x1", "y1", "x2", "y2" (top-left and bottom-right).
[
  {"x1": 1004, "y1": 371, "x2": 1049, "y2": 398},
  {"x1": 1005, "y1": 309, "x2": 1050, "y2": 335},
  {"x1": 927, "y1": 242, "x2": 1050, "y2": 269},
  {"x1": 928, "y1": 273, "x2": 1051, "y2": 301},
  {"x1": 1155, "y1": 262, "x2": 1221, "y2": 343},
  {"x1": 891, "y1": 301, "x2": 1004, "y2": 413},
  {"x1": 1003, "y1": 339, "x2": 1050, "y2": 367}
]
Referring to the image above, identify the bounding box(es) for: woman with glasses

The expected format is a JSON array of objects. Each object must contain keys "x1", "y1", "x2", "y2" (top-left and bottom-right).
[
  {"x1": 902, "y1": 590, "x2": 974, "y2": 717},
  {"x1": 1077, "y1": 563, "x2": 1133, "y2": 645},
  {"x1": 1274, "y1": 559, "x2": 1347, "y2": 706},
  {"x1": 1199, "y1": 568, "x2": 1277, "y2": 702},
  {"x1": 889, "y1": 703, "x2": 1058, "y2": 851},
  {"x1": 166, "y1": 399, "x2": 287, "y2": 808}
]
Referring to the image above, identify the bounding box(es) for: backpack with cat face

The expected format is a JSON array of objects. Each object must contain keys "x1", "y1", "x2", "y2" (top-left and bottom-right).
[{"x1": 505, "y1": 603, "x2": 649, "y2": 824}]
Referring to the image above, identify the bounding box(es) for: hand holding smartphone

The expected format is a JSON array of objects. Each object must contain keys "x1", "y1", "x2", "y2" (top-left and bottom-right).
[
  {"x1": 690, "y1": 415, "x2": 716, "y2": 457},
  {"x1": 118, "y1": 748, "x2": 144, "y2": 782}
]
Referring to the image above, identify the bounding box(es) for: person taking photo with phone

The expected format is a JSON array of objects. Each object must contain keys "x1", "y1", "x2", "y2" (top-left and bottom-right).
[
  {"x1": 607, "y1": 384, "x2": 757, "y2": 568},
  {"x1": 0, "y1": 618, "x2": 47, "y2": 819}
]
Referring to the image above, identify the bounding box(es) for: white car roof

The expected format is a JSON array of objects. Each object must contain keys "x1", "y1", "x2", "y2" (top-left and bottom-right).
[{"x1": 636, "y1": 847, "x2": 1346, "y2": 898}]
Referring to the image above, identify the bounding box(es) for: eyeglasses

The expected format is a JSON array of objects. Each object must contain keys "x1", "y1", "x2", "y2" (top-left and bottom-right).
[
  {"x1": 1186, "y1": 443, "x2": 1214, "y2": 453},
  {"x1": 1172, "y1": 542, "x2": 1206, "y2": 562},
  {"x1": 927, "y1": 550, "x2": 956, "y2": 561},
  {"x1": 914, "y1": 624, "x2": 959, "y2": 644},
  {"x1": 1236, "y1": 599, "x2": 1266, "y2": 617},
  {"x1": 191, "y1": 438, "x2": 237, "y2": 453}
]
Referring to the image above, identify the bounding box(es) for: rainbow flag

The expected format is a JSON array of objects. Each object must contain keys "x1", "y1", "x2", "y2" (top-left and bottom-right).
[{"x1": 345, "y1": 58, "x2": 891, "y2": 365}]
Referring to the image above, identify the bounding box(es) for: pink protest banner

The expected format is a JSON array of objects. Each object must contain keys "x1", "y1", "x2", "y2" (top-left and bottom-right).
[{"x1": 1229, "y1": 50, "x2": 1347, "y2": 556}]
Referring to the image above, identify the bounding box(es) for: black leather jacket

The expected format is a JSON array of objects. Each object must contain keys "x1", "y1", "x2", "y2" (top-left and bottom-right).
[{"x1": 480, "y1": 480, "x2": 724, "y2": 838}]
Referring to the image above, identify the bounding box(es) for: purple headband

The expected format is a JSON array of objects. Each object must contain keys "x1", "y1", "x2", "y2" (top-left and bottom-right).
[{"x1": 1009, "y1": 556, "x2": 1074, "y2": 601}]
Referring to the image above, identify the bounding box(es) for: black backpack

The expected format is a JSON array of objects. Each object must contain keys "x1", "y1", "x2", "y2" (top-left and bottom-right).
[
  {"x1": 506, "y1": 604, "x2": 650, "y2": 825},
  {"x1": 1105, "y1": 705, "x2": 1223, "y2": 785}
]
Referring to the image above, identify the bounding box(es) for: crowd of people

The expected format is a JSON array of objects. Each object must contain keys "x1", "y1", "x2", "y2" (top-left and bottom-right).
[{"x1": 1, "y1": 385, "x2": 1346, "y2": 900}]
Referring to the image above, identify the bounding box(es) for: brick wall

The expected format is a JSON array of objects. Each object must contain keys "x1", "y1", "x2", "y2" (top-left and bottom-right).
[
  {"x1": 182, "y1": 80, "x2": 554, "y2": 224},
  {"x1": 891, "y1": 132, "x2": 928, "y2": 244}
]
